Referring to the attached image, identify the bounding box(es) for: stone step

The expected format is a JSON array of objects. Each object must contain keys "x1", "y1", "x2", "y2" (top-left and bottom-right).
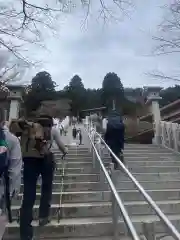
[
  {"x1": 19, "y1": 179, "x2": 180, "y2": 192},
  {"x1": 125, "y1": 144, "x2": 168, "y2": 149},
  {"x1": 53, "y1": 147, "x2": 89, "y2": 152},
  {"x1": 5, "y1": 237, "x2": 138, "y2": 240},
  {"x1": 80, "y1": 165, "x2": 180, "y2": 174},
  {"x1": 55, "y1": 160, "x2": 179, "y2": 168},
  {"x1": 55, "y1": 167, "x2": 95, "y2": 174},
  {"x1": 57, "y1": 145, "x2": 164, "y2": 151},
  {"x1": 21, "y1": 160, "x2": 174, "y2": 174},
  {"x1": 64, "y1": 149, "x2": 89, "y2": 152},
  {"x1": 10, "y1": 200, "x2": 180, "y2": 220},
  {"x1": 56, "y1": 156, "x2": 93, "y2": 161},
  {"x1": 55, "y1": 155, "x2": 175, "y2": 162},
  {"x1": 56, "y1": 152, "x2": 174, "y2": 158},
  {"x1": 125, "y1": 161, "x2": 180, "y2": 167},
  {"x1": 21, "y1": 174, "x2": 98, "y2": 183},
  {"x1": 56, "y1": 160, "x2": 180, "y2": 174},
  {"x1": 42, "y1": 179, "x2": 180, "y2": 191},
  {"x1": 127, "y1": 166, "x2": 180, "y2": 173},
  {"x1": 51, "y1": 172, "x2": 180, "y2": 182},
  {"x1": 124, "y1": 155, "x2": 173, "y2": 160},
  {"x1": 56, "y1": 162, "x2": 93, "y2": 168},
  {"x1": 56, "y1": 150, "x2": 175, "y2": 158},
  {"x1": 49, "y1": 165, "x2": 180, "y2": 174},
  {"x1": 56, "y1": 158, "x2": 180, "y2": 165},
  {"x1": 5, "y1": 237, "x2": 140, "y2": 240},
  {"x1": 8, "y1": 142, "x2": 180, "y2": 239},
  {"x1": 21, "y1": 167, "x2": 96, "y2": 175},
  {"x1": 55, "y1": 156, "x2": 176, "y2": 163},
  {"x1": 124, "y1": 144, "x2": 157, "y2": 147},
  {"x1": 12, "y1": 189, "x2": 180, "y2": 206},
  {"x1": 4, "y1": 215, "x2": 180, "y2": 239},
  {"x1": 56, "y1": 149, "x2": 172, "y2": 155},
  {"x1": 103, "y1": 149, "x2": 173, "y2": 154},
  {"x1": 56, "y1": 236, "x2": 172, "y2": 240},
  {"x1": 115, "y1": 180, "x2": 180, "y2": 190},
  {"x1": 55, "y1": 153, "x2": 92, "y2": 158},
  {"x1": 21, "y1": 181, "x2": 100, "y2": 192},
  {"x1": 103, "y1": 156, "x2": 175, "y2": 161},
  {"x1": 33, "y1": 237, "x2": 137, "y2": 240},
  {"x1": 120, "y1": 172, "x2": 180, "y2": 181},
  {"x1": 53, "y1": 173, "x2": 99, "y2": 182}
]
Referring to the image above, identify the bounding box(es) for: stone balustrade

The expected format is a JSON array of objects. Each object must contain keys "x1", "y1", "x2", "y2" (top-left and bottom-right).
[{"x1": 158, "y1": 120, "x2": 180, "y2": 152}]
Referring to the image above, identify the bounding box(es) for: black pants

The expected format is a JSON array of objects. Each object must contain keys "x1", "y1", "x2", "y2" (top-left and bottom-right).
[
  {"x1": 20, "y1": 155, "x2": 55, "y2": 240},
  {"x1": 110, "y1": 147, "x2": 123, "y2": 165},
  {"x1": 79, "y1": 134, "x2": 82, "y2": 145}
]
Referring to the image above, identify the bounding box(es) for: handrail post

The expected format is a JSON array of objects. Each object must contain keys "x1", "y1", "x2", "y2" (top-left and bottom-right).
[
  {"x1": 97, "y1": 136, "x2": 104, "y2": 185},
  {"x1": 84, "y1": 127, "x2": 141, "y2": 240},
  {"x1": 143, "y1": 222, "x2": 156, "y2": 240},
  {"x1": 110, "y1": 164, "x2": 119, "y2": 240},
  {"x1": 91, "y1": 130, "x2": 95, "y2": 168},
  {"x1": 94, "y1": 135, "x2": 100, "y2": 172},
  {"x1": 92, "y1": 146, "x2": 96, "y2": 169}
]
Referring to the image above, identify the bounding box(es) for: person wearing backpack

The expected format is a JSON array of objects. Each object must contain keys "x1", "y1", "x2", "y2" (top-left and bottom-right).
[
  {"x1": 77, "y1": 128, "x2": 82, "y2": 145},
  {"x1": 104, "y1": 110, "x2": 125, "y2": 170},
  {"x1": 10, "y1": 115, "x2": 68, "y2": 240},
  {"x1": 0, "y1": 114, "x2": 22, "y2": 239},
  {"x1": 72, "y1": 126, "x2": 77, "y2": 139}
]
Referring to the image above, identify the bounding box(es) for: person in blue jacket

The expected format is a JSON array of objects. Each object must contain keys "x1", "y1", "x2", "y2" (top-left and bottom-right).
[{"x1": 104, "y1": 110, "x2": 125, "y2": 169}]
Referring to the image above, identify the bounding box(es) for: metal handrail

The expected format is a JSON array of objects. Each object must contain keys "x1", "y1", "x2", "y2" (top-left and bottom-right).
[
  {"x1": 58, "y1": 154, "x2": 67, "y2": 223},
  {"x1": 91, "y1": 128, "x2": 180, "y2": 240},
  {"x1": 86, "y1": 129, "x2": 140, "y2": 240}
]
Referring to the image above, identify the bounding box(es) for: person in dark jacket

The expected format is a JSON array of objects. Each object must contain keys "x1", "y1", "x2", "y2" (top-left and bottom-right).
[
  {"x1": 78, "y1": 129, "x2": 82, "y2": 145},
  {"x1": 104, "y1": 110, "x2": 125, "y2": 170},
  {"x1": 72, "y1": 126, "x2": 77, "y2": 139}
]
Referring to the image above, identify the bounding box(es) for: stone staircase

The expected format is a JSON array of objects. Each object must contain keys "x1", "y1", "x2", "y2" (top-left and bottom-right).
[{"x1": 3, "y1": 144, "x2": 180, "y2": 239}]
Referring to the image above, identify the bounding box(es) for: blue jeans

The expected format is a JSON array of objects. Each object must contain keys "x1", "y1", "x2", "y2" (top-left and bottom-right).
[{"x1": 20, "y1": 155, "x2": 54, "y2": 240}]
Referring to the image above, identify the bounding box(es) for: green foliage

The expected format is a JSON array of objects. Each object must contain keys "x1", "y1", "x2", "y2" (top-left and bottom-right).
[
  {"x1": 23, "y1": 71, "x2": 56, "y2": 115},
  {"x1": 85, "y1": 88, "x2": 102, "y2": 109},
  {"x1": 31, "y1": 71, "x2": 56, "y2": 91},
  {"x1": 23, "y1": 70, "x2": 180, "y2": 118},
  {"x1": 160, "y1": 85, "x2": 180, "y2": 106},
  {"x1": 102, "y1": 72, "x2": 124, "y2": 110},
  {"x1": 64, "y1": 75, "x2": 86, "y2": 115}
]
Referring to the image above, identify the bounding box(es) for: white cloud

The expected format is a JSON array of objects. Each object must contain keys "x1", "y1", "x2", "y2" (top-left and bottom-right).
[{"x1": 28, "y1": 0, "x2": 179, "y2": 89}]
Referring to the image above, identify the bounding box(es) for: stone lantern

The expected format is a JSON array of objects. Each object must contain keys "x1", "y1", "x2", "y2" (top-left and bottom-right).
[
  {"x1": 143, "y1": 86, "x2": 163, "y2": 144},
  {"x1": 7, "y1": 85, "x2": 24, "y2": 121},
  {"x1": 0, "y1": 84, "x2": 24, "y2": 121}
]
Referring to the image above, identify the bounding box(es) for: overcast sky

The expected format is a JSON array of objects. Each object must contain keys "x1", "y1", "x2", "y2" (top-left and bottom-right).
[{"x1": 30, "y1": 0, "x2": 179, "y2": 89}]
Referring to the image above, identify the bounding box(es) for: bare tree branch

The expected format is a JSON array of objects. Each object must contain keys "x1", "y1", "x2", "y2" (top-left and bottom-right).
[
  {"x1": 0, "y1": 0, "x2": 132, "y2": 65},
  {"x1": 147, "y1": 70, "x2": 180, "y2": 83},
  {"x1": 0, "y1": 64, "x2": 17, "y2": 78},
  {"x1": 153, "y1": 1, "x2": 180, "y2": 55},
  {"x1": 150, "y1": 1, "x2": 180, "y2": 83}
]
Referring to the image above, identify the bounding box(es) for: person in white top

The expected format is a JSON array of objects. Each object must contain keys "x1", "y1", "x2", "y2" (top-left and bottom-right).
[{"x1": 0, "y1": 118, "x2": 22, "y2": 239}]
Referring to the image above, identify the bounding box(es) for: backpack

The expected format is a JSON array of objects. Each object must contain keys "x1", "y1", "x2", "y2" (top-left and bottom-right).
[
  {"x1": 0, "y1": 127, "x2": 12, "y2": 222},
  {"x1": 107, "y1": 115, "x2": 124, "y2": 130},
  {"x1": 10, "y1": 117, "x2": 53, "y2": 156}
]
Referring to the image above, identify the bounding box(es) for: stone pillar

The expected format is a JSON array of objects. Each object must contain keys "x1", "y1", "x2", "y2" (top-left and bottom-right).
[
  {"x1": 143, "y1": 86, "x2": 162, "y2": 145},
  {"x1": 6, "y1": 85, "x2": 24, "y2": 122},
  {"x1": 8, "y1": 96, "x2": 22, "y2": 121}
]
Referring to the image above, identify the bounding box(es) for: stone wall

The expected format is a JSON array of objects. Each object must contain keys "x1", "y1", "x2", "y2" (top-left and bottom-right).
[{"x1": 124, "y1": 117, "x2": 152, "y2": 138}]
